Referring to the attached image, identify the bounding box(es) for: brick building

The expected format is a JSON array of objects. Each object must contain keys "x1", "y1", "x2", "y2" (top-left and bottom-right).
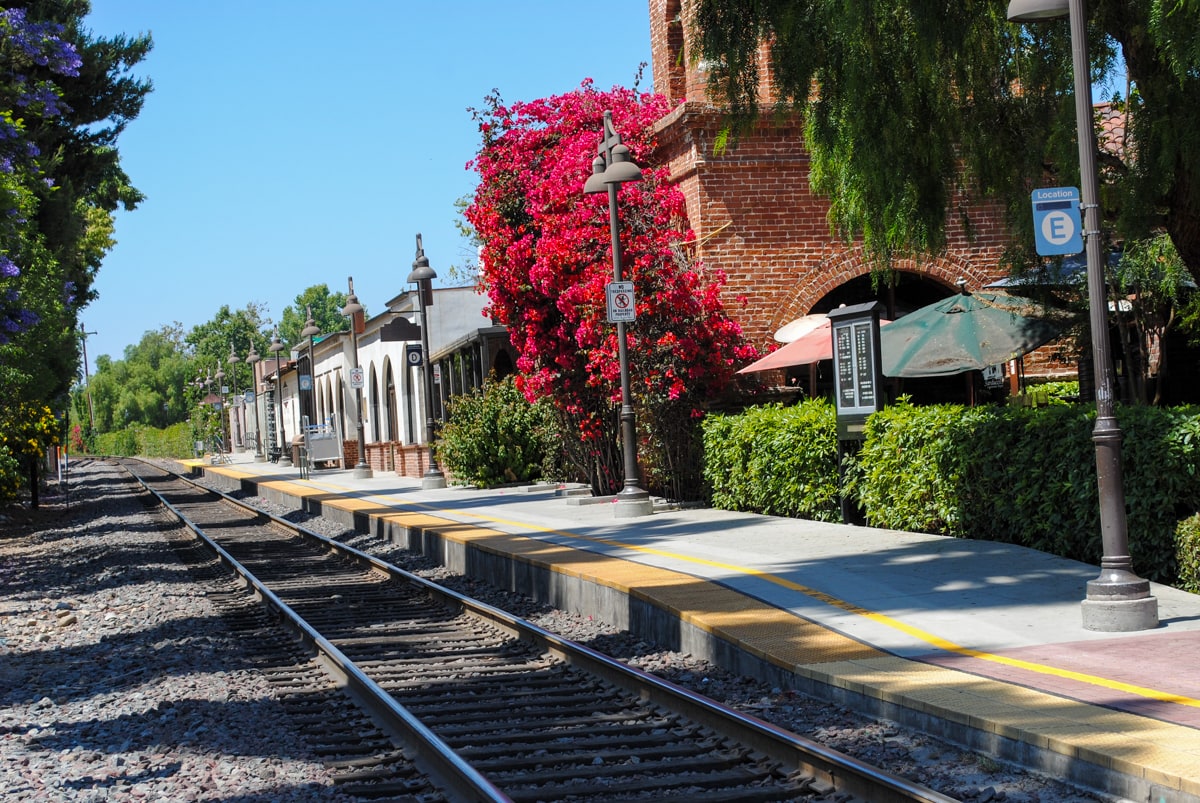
[{"x1": 646, "y1": 0, "x2": 1054, "y2": 396}]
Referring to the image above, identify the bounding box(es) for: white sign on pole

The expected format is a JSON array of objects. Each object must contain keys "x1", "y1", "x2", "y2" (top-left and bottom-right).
[
  {"x1": 350, "y1": 367, "x2": 364, "y2": 389},
  {"x1": 606, "y1": 281, "x2": 636, "y2": 323}
]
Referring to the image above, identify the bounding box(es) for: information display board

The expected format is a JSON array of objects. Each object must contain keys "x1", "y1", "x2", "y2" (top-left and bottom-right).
[{"x1": 827, "y1": 301, "x2": 885, "y2": 438}]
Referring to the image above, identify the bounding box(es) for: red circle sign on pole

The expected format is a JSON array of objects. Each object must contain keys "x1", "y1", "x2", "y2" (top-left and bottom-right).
[{"x1": 606, "y1": 281, "x2": 636, "y2": 323}]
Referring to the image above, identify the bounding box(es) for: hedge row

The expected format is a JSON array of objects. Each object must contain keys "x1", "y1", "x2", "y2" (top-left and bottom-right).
[
  {"x1": 93, "y1": 422, "x2": 195, "y2": 459},
  {"x1": 702, "y1": 399, "x2": 1200, "y2": 587}
]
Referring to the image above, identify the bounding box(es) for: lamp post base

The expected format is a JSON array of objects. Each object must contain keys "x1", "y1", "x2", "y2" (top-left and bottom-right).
[
  {"x1": 421, "y1": 473, "x2": 446, "y2": 490},
  {"x1": 613, "y1": 489, "x2": 653, "y2": 519},
  {"x1": 1081, "y1": 596, "x2": 1159, "y2": 632},
  {"x1": 352, "y1": 463, "x2": 373, "y2": 479},
  {"x1": 278, "y1": 454, "x2": 292, "y2": 468}
]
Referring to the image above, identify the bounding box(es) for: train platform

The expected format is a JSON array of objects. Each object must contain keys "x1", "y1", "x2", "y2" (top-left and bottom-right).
[{"x1": 176, "y1": 449, "x2": 1200, "y2": 803}]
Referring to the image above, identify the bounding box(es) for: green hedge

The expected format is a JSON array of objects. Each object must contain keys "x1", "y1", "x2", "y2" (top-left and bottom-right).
[
  {"x1": 704, "y1": 398, "x2": 1200, "y2": 587},
  {"x1": 702, "y1": 400, "x2": 841, "y2": 521},
  {"x1": 93, "y1": 422, "x2": 195, "y2": 459}
]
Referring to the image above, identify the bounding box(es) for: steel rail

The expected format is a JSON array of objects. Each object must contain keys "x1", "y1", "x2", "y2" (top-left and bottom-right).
[
  {"x1": 126, "y1": 459, "x2": 959, "y2": 803},
  {"x1": 125, "y1": 465, "x2": 513, "y2": 803}
]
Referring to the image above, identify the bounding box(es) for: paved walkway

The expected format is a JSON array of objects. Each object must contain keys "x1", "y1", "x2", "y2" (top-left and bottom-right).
[{"x1": 180, "y1": 449, "x2": 1200, "y2": 802}]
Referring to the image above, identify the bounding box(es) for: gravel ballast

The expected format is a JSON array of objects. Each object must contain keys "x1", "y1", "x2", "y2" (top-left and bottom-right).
[{"x1": 1, "y1": 459, "x2": 1121, "y2": 801}]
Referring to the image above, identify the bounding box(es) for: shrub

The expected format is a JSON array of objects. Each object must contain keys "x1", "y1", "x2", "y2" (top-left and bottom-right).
[
  {"x1": 1177, "y1": 515, "x2": 1200, "y2": 593},
  {"x1": 702, "y1": 400, "x2": 840, "y2": 521},
  {"x1": 437, "y1": 376, "x2": 562, "y2": 488}
]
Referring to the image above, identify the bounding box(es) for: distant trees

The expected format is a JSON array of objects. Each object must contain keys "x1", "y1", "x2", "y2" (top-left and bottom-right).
[
  {"x1": 277, "y1": 284, "x2": 350, "y2": 348},
  {"x1": 78, "y1": 289, "x2": 350, "y2": 439}
]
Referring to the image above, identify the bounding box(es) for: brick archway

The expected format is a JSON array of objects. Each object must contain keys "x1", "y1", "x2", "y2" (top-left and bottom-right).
[{"x1": 764, "y1": 248, "x2": 995, "y2": 337}]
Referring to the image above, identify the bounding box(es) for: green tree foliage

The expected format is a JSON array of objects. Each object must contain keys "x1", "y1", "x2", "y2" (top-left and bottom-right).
[
  {"x1": 1111, "y1": 233, "x2": 1192, "y2": 404},
  {"x1": 691, "y1": 0, "x2": 1200, "y2": 282},
  {"x1": 278, "y1": 284, "x2": 350, "y2": 349},
  {"x1": 0, "y1": 1, "x2": 151, "y2": 438}
]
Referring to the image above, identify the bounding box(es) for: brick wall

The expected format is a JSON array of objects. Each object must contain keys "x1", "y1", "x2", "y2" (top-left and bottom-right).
[
  {"x1": 644, "y1": 0, "x2": 1071, "y2": 385},
  {"x1": 652, "y1": 102, "x2": 1014, "y2": 347}
]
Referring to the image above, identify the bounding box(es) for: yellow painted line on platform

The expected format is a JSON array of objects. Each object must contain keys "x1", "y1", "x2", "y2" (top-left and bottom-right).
[{"x1": 257, "y1": 473, "x2": 1200, "y2": 712}]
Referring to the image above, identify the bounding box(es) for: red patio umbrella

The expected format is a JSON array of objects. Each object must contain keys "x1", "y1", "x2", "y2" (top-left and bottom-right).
[{"x1": 737, "y1": 319, "x2": 891, "y2": 374}]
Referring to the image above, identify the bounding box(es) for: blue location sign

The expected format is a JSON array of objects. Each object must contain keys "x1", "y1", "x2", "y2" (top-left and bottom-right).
[{"x1": 1031, "y1": 187, "x2": 1083, "y2": 256}]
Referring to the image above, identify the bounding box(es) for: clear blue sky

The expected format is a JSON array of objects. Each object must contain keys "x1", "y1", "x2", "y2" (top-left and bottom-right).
[{"x1": 81, "y1": 1, "x2": 653, "y2": 363}]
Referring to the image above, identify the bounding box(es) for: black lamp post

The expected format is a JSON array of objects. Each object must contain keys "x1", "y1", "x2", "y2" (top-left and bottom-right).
[
  {"x1": 583, "y1": 110, "x2": 653, "y2": 517},
  {"x1": 214, "y1": 364, "x2": 227, "y2": 452},
  {"x1": 407, "y1": 234, "x2": 446, "y2": 489},
  {"x1": 227, "y1": 343, "x2": 240, "y2": 450},
  {"x1": 341, "y1": 277, "x2": 373, "y2": 478},
  {"x1": 301, "y1": 305, "x2": 321, "y2": 433},
  {"x1": 246, "y1": 339, "x2": 265, "y2": 462},
  {"x1": 268, "y1": 328, "x2": 292, "y2": 467},
  {"x1": 1008, "y1": 0, "x2": 1157, "y2": 630}
]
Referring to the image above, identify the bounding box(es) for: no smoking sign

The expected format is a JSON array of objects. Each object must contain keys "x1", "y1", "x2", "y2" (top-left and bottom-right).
[{"x1": 606, "y1": 281, "x2": 637, "y2": 323}]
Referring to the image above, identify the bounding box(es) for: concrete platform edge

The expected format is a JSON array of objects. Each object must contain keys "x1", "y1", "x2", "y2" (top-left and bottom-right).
[{"x1": 184, "y1": 462, "x2": 1200, "y2": 803}]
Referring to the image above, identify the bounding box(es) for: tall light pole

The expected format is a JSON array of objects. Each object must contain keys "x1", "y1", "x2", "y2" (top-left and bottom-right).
[
  {"x1": 584, "y1": 110, "x2": 653, "y2": 518},
  {"x1": 78, "y1": 325, "x2": 97, "y2": 432},
  {"x1": 269, "y1": 328, "x2": 292, "y2": 467},
  {"x1": 227, "y1": 342, "x2": 240, "y2": 450},
  {"x1": 301, "y1": 305, "x2": 321, "y2": 432},
  {"x1": 1008, "y1": 0, "x2": 1157, "y2": 630},
  {"x1": 214, "y1": 364, "x2": 227, "y2": 452},
  {"x1": 407, "y1": 233, "x2": 446, "y2": 489},
  {"x1": 341, "y1": 277, "x2": 373, "y2": 478},
  {"x1": 246, "y1": 339, "x2": 265, "y2": 462}
]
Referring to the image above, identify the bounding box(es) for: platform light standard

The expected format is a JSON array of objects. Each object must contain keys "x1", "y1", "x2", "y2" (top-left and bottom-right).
[
  {"x1": 226, "y1": 342, "x2": 240, "y2": 450},
  {"x1": 301, "y1": 305, "x2": 321, "y2": 433},
  {"x1": 341, "y1": 277, "x2": 372, "y2": 478},
  {"x1": 584, "y1": 110, "x2": 652, "y2": 518},
  {"x1": 407, "y1": 234, "x2": 446, "y2": 489},
  {"x1": 78, "y1": 325, "x2": 97, "y2": 432},
  {"x1": 268, "y1": 328, "x2": 292, "y2": 467},
  {"x1": 245, "y1": 339, "x2": 265, "y2": 462},
  {"x1": 1007, "y1": 0, "x2": 1157, "y2": 631},
  {"x1": 214, "y1": 364, "x2": 227, "y2": 453}
]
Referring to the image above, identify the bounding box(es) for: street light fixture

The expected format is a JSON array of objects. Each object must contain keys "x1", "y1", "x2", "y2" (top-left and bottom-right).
[
  {"x1": 1008, "y1": 0, "x2": 1157, "y2": 630},
  {"x1": 584, "y1": 110, "x2": 653, "y2": 518},
  {"x1": 268, "y1": 327, "x2": 292, "y2": 467},
  {"x1": 341, "y1": 277, "x2": 373, "y2": 478},
  {"x1": 246, "y1": 339, "x2": 265, "y2": 462},
  {"x1": 407, "y1": 233, "x2": 446, "y2": 490}
]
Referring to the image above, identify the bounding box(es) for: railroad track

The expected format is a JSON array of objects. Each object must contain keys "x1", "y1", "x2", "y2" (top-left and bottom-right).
[{"x1": 122, "y1": 459, "x2": 959, "y2": 803}]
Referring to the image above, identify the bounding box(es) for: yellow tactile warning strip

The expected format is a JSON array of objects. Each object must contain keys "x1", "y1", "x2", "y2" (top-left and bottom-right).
[{"x1": 191, "y1": 465, "x2": 1200, "y2": 799}]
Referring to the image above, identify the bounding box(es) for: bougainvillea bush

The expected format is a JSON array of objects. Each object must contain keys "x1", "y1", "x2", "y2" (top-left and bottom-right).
[{"x1": 466, "y1": 81, "x2": 757, "y2": 499}]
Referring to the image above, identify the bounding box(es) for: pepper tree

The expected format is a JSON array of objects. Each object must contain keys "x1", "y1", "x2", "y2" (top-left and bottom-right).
[{"x1": 466, "y1": 81, "x2": 757, "y2": 499}]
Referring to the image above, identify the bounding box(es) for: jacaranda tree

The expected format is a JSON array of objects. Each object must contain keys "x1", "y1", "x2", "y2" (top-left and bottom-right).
[{"x1": 466, "y1": 81, "x2": 757, "y2": 499}]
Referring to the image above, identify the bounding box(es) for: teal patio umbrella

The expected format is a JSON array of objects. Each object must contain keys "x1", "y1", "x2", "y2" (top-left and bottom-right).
[{"x1": 881, "y1": 289, "x2": 1067, "y2": 378}]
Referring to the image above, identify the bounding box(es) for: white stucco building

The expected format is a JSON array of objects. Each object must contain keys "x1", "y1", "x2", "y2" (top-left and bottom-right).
[{"x1": 238, "y1": 284, "x2": 515, "y2": 476}]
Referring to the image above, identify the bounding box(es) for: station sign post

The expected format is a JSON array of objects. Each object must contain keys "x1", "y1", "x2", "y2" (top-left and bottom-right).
[{"x1": 827, "y1": 301, "x2": 885, "y2": 523}]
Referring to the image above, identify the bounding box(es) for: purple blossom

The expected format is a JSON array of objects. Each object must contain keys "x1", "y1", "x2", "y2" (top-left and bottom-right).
[{"x1": 0, "y1": 256, "x2": 18, "y2": 278}]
